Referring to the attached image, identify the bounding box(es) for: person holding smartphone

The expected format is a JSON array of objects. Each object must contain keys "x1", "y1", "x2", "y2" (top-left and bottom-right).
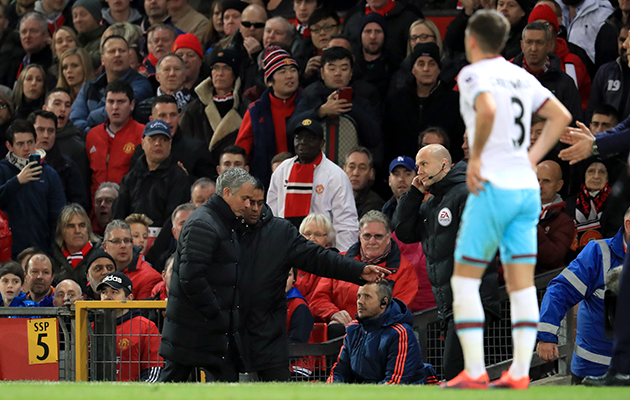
[{"x1": 0, "y1": 119, "x2": 66, "y2": 259}]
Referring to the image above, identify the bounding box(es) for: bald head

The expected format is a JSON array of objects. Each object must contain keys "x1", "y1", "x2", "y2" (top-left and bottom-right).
[
  {"x1": 537, "y1": 160, "x2": 563, "y2": 204},
  {"x1": 53, "y1": 279, "x2": 83, "y2": 307},
  {"x1": 416, "y1": 144, "x2": 452, "y2": 187}
]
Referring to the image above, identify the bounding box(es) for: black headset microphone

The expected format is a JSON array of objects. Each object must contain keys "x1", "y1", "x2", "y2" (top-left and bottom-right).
[{"x1": 426, "y1": 163, "x2": 446, "y2": 181}]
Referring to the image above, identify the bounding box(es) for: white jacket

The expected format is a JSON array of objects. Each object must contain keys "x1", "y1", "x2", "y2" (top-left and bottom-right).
[
  {"x1": 557, "y1": 0, "x2": 614, "y2": 62},
  {"x1": 268, "y1": 153, "x2": 359, "y2": 252}
]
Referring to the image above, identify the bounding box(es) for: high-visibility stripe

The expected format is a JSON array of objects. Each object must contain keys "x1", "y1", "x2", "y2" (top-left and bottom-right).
[
  {"x1": 327, "y1": 322, "x2": 358, "y2": 383},
  {"x1": 538, "y1": 322, "x2": 560, "y2": 336},
  {"x1": 561, "y1": 269, "x2": 587, "y2": 296},
  {"x1": 575, "y1": 344, "x2": 611, "y2": 365},
  {"x1": 594, "y1": 240, "x2": 612, "y2": 277},
  {"x1": 593, "y1": 288, "x2": 605, "y2": 299}
]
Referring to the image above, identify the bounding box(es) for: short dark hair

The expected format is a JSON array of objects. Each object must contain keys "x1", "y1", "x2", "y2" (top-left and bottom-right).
[
  {"x1": 365, "y1": 280, "x2": 393, "y2": 305},
  {"x1": 271, "y1": 151, "x2": 293, "y2": 166},
  {"x1": 151, "y1": 95, "x2": 179, "y2": 112},
  {"x1": 101, "y1": 34, "x2": 129, "y2": 52},
  {"x1": 321, "y1": 46, "x2": 353, "y2": 69},
  {"x1": 16, "y1": 247, "x2": 43, "y2": 266},
  {"x1": 219, "y1": 144, "x2": 247, "y2": 161},
  {"x1": 466, "y1": 10, "x2": 510, "y2": 54},
  {"x1": 253, "y1": 178, "x2": 265, "y2": 192},
  {"x1": 147, "y1": 23, "x2": 177, "y2": 42},
  {"x1": 45, "y1": 87, "x2": 71, "y2": 103},
  {"x1": 418, "y1": 127, "x2": 450, "y2": 150},
  {"x1": 105, "y1": 80, "x2": 134, "y2": 102},
  {"x1": 0, "y1": 261, "x2": 25, "y2": 285},
  {"x1": 522, "y1": 21, "x2": 551, "y2": 42},
  {"x1": 345, "y1": 146, "x2": 374, "y2": 168},
  {"x1": 593, "y1": 104, "x2": 620, "y2": 125},
  {"x1": 191, "y1": 177, "x2": 215, "y2": 196},
  {"x1": 27, "y1": 110, "x2": 58, "y2": 130},
  {"x1": 6, "y1": 119, "x2": 36, "y2": 145},
  {"x1": 329, "y1": 33, "x2": 351, "y2": 44},
  {"x1": 307, "y1": 8, "x2": 340, "y2": 28}
]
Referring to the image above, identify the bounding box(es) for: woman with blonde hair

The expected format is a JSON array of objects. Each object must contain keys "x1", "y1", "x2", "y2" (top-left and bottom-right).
[
  {"x1": 57, "y1": 47, "x2": 94, "y2": 101},
  {"x1": 13, "y1": 64, "x2": 47, "y2": 119},
  {"x1": 51, "y1": 26, "x2": 80, "y2": 78},
  {"x1": 406, "y1": 19, "x2": 442, "y2": 57}
]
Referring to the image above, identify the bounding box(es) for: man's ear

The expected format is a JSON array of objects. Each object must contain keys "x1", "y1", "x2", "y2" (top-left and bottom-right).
[
  {"x1": 557, "y1": 179, "x2": 564, "y2": 193},
  {"x1": 127, "y1": 293, "x2": 134, "y2": 301},
  {"x1": 244, "y1": 165, "x2": 250, "y2": 172},
  {"x1": 130, "y1": 100, "x2": 135, "y2": 112}
]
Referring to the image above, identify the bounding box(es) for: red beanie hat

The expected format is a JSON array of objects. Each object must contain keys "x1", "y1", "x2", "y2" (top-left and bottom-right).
[
  {"x1": 172, "y1": 33, "x2": 203, "y2": 59},
  {"x1": 263, "y1": 47, "x2": 298, "y2": 82},
  {"x1": 528, "y1": 4, "x2": 559, "y2": 33}
]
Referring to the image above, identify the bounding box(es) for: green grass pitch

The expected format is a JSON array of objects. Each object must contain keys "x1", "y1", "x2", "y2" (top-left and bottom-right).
[{"x1": 1, "y1": 382, "x2": 630, "y2": 399}]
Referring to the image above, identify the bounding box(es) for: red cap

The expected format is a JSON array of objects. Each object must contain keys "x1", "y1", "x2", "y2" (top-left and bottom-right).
[
  {"x1": 528, "y1": 4, "x2": 559, "y2": 33},
  {"x1": 172, "y1": 33, "x2": 203, "y2": 59}
]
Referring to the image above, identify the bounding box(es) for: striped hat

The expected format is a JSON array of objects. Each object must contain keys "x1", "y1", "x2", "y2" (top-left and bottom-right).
[{"x1": 263, "y1": 47, "x2": 298, "y2": 82}]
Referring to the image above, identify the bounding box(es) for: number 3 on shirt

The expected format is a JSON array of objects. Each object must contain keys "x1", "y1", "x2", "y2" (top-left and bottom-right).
[{"x1": 511, "y1": 97, "x2": 525, "y2": 149}]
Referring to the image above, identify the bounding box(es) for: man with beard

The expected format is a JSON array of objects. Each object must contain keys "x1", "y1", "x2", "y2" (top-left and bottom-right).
[
  {"x1": 237, "y1": 178, "x2": 391, "y2": 381},
  {"x1": 352, "y1": 13, "x2": 402, "y2": 98}
]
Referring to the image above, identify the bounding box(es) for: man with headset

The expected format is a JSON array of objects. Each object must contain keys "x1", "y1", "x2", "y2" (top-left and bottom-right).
[
  {"x1": 327, "y1": 280, "x2": 437, "y2": 384},
  {"x1": 392, "y1": 144, "x2": 500, "y2": 381}
]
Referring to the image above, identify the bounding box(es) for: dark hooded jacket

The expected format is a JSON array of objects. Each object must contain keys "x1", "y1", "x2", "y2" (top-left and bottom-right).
[
  {"x1": 44, "y1": 143, "x2": 89, "y2": 210},
  {"x1": 237, "y1": 204, "x2": 367, "y2": 372},
  {"x1": 160, "y1": 195, "x2": 243, "y2": 369},
  {"x1": 393, "y1": 161, "x2": 500, "y2": 321},
  {"x1": 328, "y1": 298, "x2": 435, "y2": 384},
  {"x1": 113, "y1": 154, "x2": 191, "y2": 227}
]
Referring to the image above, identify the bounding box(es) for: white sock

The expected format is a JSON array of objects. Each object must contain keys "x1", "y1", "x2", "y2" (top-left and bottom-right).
[
  {"x1": 451, "y1": 275, "x2": 486, "y2": 379},
  {"x1": 508, "y1": 286, "x2": 539, "y2": 379}
]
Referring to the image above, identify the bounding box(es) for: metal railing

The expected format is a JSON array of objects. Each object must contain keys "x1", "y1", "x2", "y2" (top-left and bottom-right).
[{"x1": 288, "y1": 268, "x2": 574, "y2": 382}]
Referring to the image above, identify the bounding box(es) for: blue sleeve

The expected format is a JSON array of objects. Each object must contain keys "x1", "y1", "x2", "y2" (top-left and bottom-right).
[
  {"x1": 538, "y1": 241, "x2": 603, "y2": 343},
  {"x1": 595, "y1": 113, "x2": 630, "y2": 158},
  {"x1": 131, "y1": 77, "x2": 154, "y2": 104},
  {"x1": 380, "y1": 324, "x2": 421, "y2": 385},
  {"x1": 46, "y1": 168, "x2": 67, "y2": 235},
  {"x1": 69, "y1": 85, "x2": 90, "y2": 135},
  {"x1": 0, "y1": 174, "x2": 24, "y2": 208},
  {"x1": 327, "y1": 324, "x2": 356, "y2": 383}
]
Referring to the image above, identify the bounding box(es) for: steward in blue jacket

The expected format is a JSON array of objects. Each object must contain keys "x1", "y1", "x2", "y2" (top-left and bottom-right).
[
  {"x1": 538, "y1": 227, "x2": 627, "y2": 379},
  {"x1": 328, "y1": 282, "x2": 436, "y2": 385}
]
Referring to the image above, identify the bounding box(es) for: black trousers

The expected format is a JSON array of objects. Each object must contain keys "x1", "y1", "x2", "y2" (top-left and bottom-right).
[
  {"x1": 443, "y1": 318, "x2": 465, "y2": 381},
  {"x1": 611, "y1": 249, "x2": 630, "y2": 374},
  {"x1": 160, "y1": 343, "x2": 241, "y2": 383},
  {"x1": 256, "y1": 366, "x2": 290, "y2": 382}
]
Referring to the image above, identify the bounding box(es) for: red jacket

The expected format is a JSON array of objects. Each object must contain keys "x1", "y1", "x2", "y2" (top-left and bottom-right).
[
  {"x1": 294, "y1": 271, "x2": 322, "y2": 304},
  {"x1": 115, "y1": 311, "x2": 162, "y2": 382},
  {"x1": 393, "y1": 233, "x2": 436, "y2": 312},
  {"x1": 86, "y1": 118, "x2": 145, "y2": 199},
  {"x1": 309, "y1": 241, "x2": 418, "y2": 322},
  {"x1": 123, "y1": 256, "x2": 163, "y2": 300},
  {"x1": 536, "y1": 200, "x2": 576, "y2": 274},
  {"x1": 556, "y1": 38, "x2": 591, "y2": 111}
]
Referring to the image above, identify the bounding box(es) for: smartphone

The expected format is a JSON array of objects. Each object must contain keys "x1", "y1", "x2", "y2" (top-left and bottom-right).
[
  {"x1": 338, "y1": 87, "x2": 353, "y2": 103},
  {"x1": 28, "y1": 154, "x2": 41, "y2": 166}
]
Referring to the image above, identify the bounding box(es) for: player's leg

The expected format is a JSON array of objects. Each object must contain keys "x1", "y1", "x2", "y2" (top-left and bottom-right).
[
  {"x1": 492, "y1": 188, "x2": 540, "y2": 389},
  {"x1": 444, "y1": 184, "x2": 506, "y2": 388}
]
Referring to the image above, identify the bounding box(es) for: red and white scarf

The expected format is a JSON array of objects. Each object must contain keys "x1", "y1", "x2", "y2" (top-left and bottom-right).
[
  {"x1": 365, "y1": 0, "x2": 395, "y2": 15},
  {"x1": 62, "y1": 242, "x2": 93, "y2": 269},
  {"x1": 285, "y1": 152, "x2": 323, "y2": 220}
]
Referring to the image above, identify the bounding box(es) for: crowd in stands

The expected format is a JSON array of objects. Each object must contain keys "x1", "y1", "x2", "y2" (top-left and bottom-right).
[{"x1": 0, "y1": 0, "x2": 628, "y2": 384}]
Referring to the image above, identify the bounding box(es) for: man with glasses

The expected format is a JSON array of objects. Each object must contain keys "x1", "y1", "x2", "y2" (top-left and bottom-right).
[
  {"x1": 393, "y1": 144, "x2": 500, "y2": 381},
  {"x1": 102, "y1": 219, "x2": 162, "y2": 299},
  {"x1": 310, "y1": 210, "x2": 418, "y2": 338},
  {"x1": 294, "y1": 8, "x2": 342, "y2": 87}
]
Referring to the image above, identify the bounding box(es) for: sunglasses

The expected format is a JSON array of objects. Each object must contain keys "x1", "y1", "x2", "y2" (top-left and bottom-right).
[{"x1": 241, "y1": 21, "x2": 265, "y2": 29}]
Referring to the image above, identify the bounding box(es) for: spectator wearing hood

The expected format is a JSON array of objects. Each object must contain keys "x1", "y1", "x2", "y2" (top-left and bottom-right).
[
  {"x1": 102, "y1": 0, "x2": 143, "y2": 27},
  {"x1": 34, "y1": 0, "x2": 75, "y2": 36},
  {"x1": 352, "y1": 13, "x2": 402, "y2": 99}
]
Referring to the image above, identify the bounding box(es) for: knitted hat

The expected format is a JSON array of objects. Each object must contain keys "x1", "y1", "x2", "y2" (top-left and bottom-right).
[
  {"x1": 222, "y1": 0, "x2": 247, "y2": 14},
  {"x1": 263, "y1": 47, "x2": 298, "y2": 82},
  {"x1": 409, "y1": 42, "x2": 441, "y2": 70},
  {"x1": 360, "y1": 12, "x2": 387, "y2": 38},
  {"x1": 207, "y1": 48, "x2": 242, "y2": 74},
  {"x1": 172, "y1": 33, "x2": 203, "y2": 60},
  {"x1": 528, "y1": 4, "x2": 558, "y2": 32},
  {"x1": 86, "y1": 250, "x2": 116, "y2": 273},
  {"x1": 72, "y1": 0, "x2": 102, "y2": 24}
]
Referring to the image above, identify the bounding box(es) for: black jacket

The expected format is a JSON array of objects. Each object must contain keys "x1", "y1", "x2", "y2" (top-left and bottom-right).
[
  {"x1": 0, "y1": 29, "x2": 24, "y2": 88},
  {"x1": 45, "y1": 144, "x2": 89, "y2": 210},
  {"x1": 236, "y1": 204, "x2": 366, "y2": 372},
  {"x1": 353, "y1": 49, "x2": 403, "y2": 99},
  {"x1": 131, "y1": 128, "x2": 216, "y2": 183},
  {"x1": 343, "y1": 1, "x2": 420, "y2": 60},
  {"x1": 113, "y1": 154, "x2": 191, "y2": 227},
  {"x1": 51, "y1": 239, "x2": 102, "y2": 292},
  {"x1": 384, "y1": 80, "x2": 465, "y2": 163},
  {"x1": 289, "y1": 79, "x2": 383, "y2": 154},
  {"x1": 56, "y1": 122, "x2": 91, "y2": 208},
  {"x1": 512, "y1": 52, "x2": 583, "y2": 123},
  {"x1": 160, "y1": 195, "x2": 243, "y2": 368},
  {"x1": 393, "y1": 161, "x2": 499, "y2": 320}
]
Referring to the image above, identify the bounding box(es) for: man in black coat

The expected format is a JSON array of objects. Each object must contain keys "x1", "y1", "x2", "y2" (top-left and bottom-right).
[
  {"x1": 113, "y1": 120, "x2": 190, "y2": 227},
  {"x1": 29, "y1": 110, "x2": 88, "y2": 210},
  {"x1": 236, "y1": 179, "x2": 391, "y2": 381},
  {"x1": 393, "y1": 144, "x2": 499, "y2": 381}
]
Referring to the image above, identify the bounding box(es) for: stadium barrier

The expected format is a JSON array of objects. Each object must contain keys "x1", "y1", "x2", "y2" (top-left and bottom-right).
[
  {"x1": 287, "y1": 268, "x2": 574, "y2": 382},
  {"x1": 0, "y1": 268, "x2": 573, "y2": 383}
]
